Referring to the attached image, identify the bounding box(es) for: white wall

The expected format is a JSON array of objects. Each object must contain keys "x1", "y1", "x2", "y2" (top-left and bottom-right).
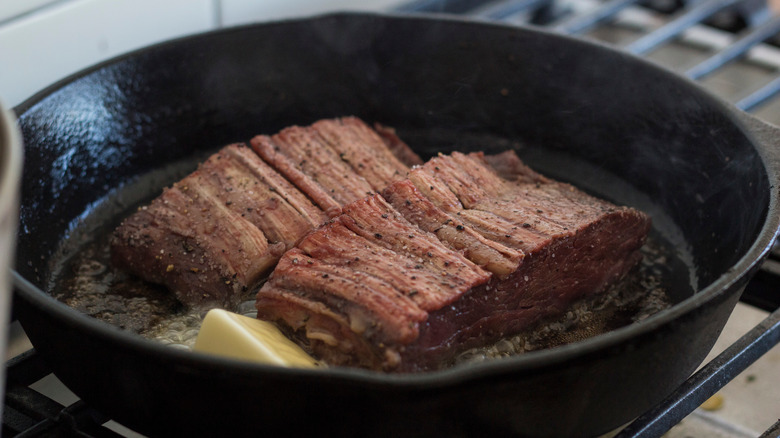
[{"x1": 0, "y1": 0, "x2": 403, "y2": 107}]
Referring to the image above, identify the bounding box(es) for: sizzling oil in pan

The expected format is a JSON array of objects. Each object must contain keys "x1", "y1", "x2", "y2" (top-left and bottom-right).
[{"x1": 45, "y1": 142, "x2": 690, "y2": 368}]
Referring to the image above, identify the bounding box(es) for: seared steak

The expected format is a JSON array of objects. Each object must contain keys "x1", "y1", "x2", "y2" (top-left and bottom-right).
[
  {"x1": 388, "y1": 152, "x2": 651, "y2": 370},
  {"x1": 256, "y1": 194, "x2": 491, "y2": 370},
  {"x1": 384, "y1": 179, "x2": 523, "y2": 277},
  {"x1": 111, "y1": 115, "x2": 650, "y2": 371},
  {"x1": 250, "y1": 117, "x2": 416, "y2": 215},
  {"x1": 372, "y1": 122, "x2": 425, "y2": 167},
  {"x1": 256, "y1": 151, "x2": 651, "y2": 372},
  {"x1": 110, "y1": 144, "x2": 292, "y2": 308},
  {"x1": 111, "y1": 118, "x2": 420, "y2": 308}
]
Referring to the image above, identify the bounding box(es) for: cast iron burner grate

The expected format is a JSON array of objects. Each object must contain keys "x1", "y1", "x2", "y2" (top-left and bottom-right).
[
  {"x1": 2, "y1": 350, "x2": 120, "y2": 437},
  {"x1": 615, "y1": 304, "x2": 780, "y2": 437},
  {"x1": 397, "y1": 0, "x2": 780, "y2": 114},
  {"x1": 4, "y1": 1, "x2": 780, "y2": 437}
]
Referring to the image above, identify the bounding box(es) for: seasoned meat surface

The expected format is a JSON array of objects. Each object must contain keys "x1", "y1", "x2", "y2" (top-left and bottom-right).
[
  {"x1": 383, "y1": 179, "x2": 523, "y2": 277},
  {"x1": 250, "y1": 117, "x2": 421, "y2": 215},
  {"x1": 110, "y1": 116, "x2": 650, "y2": 371},
  {"x1": 256, "y1": 194, "x2": 491, "y2": 370},
  {"x1": 111, "y1": 118, "x2": 418, "y2": 308},
  {"x1": 195, "y1": 144, "x2": 327, "y2": 246},
  {"x1": 255, "y1": 150, "x2": 651, "y2": 372},
  {"x1": 110, "y1": 145, "x2": 283, "y2": 308},
  {"x1": 373, "y1": 122, "x2": 425, "y2": 167}
]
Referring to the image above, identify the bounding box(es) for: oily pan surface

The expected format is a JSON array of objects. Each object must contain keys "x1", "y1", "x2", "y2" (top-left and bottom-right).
[{"x1": 46, "y1": 132, "x2": 673, "y2": 367}]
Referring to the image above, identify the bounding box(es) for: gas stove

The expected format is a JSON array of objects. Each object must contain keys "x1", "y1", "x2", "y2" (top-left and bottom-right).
[{"x1": 4, "y1": 1, "x2": 780, "y2": 437}]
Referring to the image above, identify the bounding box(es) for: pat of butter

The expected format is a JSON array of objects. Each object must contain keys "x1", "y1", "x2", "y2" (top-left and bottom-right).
[{"x1": 194, "y1": 309, "x2": 321, "y2": 368}]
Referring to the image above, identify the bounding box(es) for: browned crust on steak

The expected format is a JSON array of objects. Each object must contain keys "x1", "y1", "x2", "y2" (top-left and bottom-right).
[
  {"x1": 410, "y1": 152, "x2": 618, "y2": 253},
  {"x1": 256, "y1": 193, "x2": 491, "y2": 370},
  {"x1": 111, "y1": 157, "x2": 281, "y2": 308},
  {"x1": 111, "y1": 117, "x2": 651, "y2": 369},
  {"x1": 382, "y1": 179, "x2": 523, "y2": 278},
  {"x1": 195, "y1": 144, "x2": 327, "y2": 247},
  {"x1": 250, "y1": 135, "x2": 343, "y2": 216},
  {"x1": 312, "y1": 117, "x2": 413, "y2": 189},
  {"x1": 250, "y1": 117, "x2": 413, "y2": 214},
  {"x1": 255, "y1": 150, "x2": 651, "y2": 372},
  {"x1": 253, "y1": 126, "x2": 374, "y2": 207},
  {"x1": 402, "y1": 207, "x2": 650, "y2": 372},
  {"x1": 482, "y1": 150, "x2": 549, "y2": 184},
  {"x1": 112, "y1": 119, "x2": 416, "y2": 308},
  {"x1": 373, "y1": 122, "x2": 425, "y2": 167}
]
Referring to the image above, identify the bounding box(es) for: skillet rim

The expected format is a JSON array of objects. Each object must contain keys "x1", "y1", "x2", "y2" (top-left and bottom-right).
[{"x1": 11, "y1": 11, "x2": 780, "y2": 386}]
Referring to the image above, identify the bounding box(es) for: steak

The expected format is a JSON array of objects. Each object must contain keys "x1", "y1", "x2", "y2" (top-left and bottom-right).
[
  {"x1": 250, "y1": 117, "x2": 416, "y2": 215},
  {"x1": 372, "y1": 122, "x2": 425, "y2": 167},
  {"x1": 255, "y1": 151, "x2": 651, "y2": 372},
  {"x1": 255, "y1": 194, "x2": 492, "y2": 370},
  {"x1": 111, "y1": 118, "x2": 420, "y2": 308},
  {"x1": 110, "y1": 115, "x2": 651, "y2": 372},
  {"x1": 110, "y1": 144, "x2": 297, "y2": 307}
]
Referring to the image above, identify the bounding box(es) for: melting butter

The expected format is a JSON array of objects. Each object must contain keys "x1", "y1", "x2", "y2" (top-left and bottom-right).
[{"x1": 194, "y1": 309, "x2": 321, "y2": 368}]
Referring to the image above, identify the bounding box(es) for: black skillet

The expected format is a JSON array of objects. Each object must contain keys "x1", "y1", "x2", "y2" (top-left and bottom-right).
[{"x1": 10, "y1": 13, "x2": 780, "y2": 438}]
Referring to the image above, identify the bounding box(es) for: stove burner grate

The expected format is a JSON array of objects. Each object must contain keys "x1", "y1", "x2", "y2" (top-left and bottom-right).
[{"x1": 2, "y1": 350, "x2": 120, "y2": 438}]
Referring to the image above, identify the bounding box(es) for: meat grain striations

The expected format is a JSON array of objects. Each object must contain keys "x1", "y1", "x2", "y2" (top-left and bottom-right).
[
  {"x1": 257, "y1": 151, "x2": 651, "y2": 372},
  {"x1": 256, "y1": 194, "x2": 492, "y2": 370},
  {"x1": 249, "y1": 117, "x2": 417, "y2": 215},
  {"x1": 111, "y1": 117, "x2": 419, "y2": 308},
  {"x1": 111, "y1": 116, "x2": 651, "y2": 372}
]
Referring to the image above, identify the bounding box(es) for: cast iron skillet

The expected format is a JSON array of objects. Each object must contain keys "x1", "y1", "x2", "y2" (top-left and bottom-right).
[{"x1": 10, "y1": 13, "x2": 780, "y2": 438}]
